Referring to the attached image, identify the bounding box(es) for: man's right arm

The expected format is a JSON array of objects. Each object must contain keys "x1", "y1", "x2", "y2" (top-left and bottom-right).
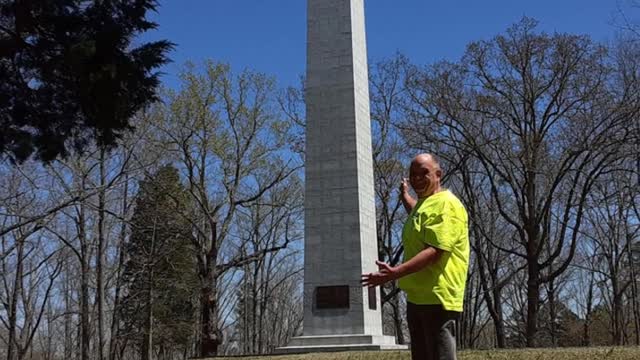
[{"x1": 400, "y1": 178, "x2": 416, "y2": 213}]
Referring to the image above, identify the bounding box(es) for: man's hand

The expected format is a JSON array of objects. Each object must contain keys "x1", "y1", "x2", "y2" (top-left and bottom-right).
[
  {"x1": 399, "y1": 177, "x2": 417, "y2": 213},
  {"x1": 361, "y1": 260, "x2": 398, "y2": 288},
  {"x1": 399, "y1": 177, "x2": 409, "y2": 194},
  {"x1": 362, "y1": 247, "x2": 442, "y2": 288}
]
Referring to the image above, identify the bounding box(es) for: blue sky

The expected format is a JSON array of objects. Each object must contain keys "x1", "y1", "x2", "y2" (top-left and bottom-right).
[{"x1": 141, "y1": 1, "x2": 635, "y2": 89}]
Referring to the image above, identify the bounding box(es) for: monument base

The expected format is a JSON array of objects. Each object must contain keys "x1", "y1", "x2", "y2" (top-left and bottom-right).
[{"x1": 275, "y1": 334, "x2": 408, "y2": 354}]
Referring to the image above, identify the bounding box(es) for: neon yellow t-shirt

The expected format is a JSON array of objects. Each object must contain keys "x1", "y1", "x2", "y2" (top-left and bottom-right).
[{"x1": 398, "y1": 190, "x2": 469, "y2": 312}]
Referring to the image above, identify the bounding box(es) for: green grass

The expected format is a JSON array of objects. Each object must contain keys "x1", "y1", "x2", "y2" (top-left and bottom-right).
[{"x1": 207, "y1": 347, "x2": 640, "y2": 360}]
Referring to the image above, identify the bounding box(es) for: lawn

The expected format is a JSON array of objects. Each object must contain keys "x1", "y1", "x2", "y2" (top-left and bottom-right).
[{"x1": 206, "y1": 347, "x2": 640, "y2": 360}]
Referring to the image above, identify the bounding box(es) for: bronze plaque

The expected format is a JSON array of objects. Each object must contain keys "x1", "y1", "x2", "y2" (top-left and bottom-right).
[
  {"x1": 316, "y1": 285, "x2": 350, "y2": 309},
  {"x1": 368, "y1": 287, "x2": 377, "y2": 310}
]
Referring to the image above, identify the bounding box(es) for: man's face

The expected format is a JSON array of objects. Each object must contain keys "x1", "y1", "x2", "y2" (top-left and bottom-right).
[{"x1": 409, "y1": 156, "x2": 441, "y2": 198}]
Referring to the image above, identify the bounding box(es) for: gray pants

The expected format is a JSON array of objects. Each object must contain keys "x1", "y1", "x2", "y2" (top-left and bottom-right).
[{"x1": 407, "y1": 302, "x2": 459, "y2": 360}]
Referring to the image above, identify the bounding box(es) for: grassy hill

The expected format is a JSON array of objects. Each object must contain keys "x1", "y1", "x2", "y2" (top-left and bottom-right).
[{"x1": 206, "y1": 347, "x2": 640, "y2": 360}]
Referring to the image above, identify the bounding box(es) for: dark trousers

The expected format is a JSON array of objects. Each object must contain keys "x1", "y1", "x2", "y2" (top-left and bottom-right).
[{"x1": 406, "y1": 302, "x2": 459, "y2": 360}]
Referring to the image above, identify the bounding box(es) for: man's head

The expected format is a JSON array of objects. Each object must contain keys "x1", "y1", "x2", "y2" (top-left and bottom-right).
[{"x1": 409, "y1": 153, "x2": 442, "y2": 199}]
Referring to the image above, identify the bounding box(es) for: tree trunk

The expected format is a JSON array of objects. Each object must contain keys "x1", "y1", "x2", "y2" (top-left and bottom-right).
[
  {"x1": 80, "y1": 258, "x2": 90, "y2": 360},
  {"x1": 200, "y1": 224, "x2": 222, "y2": 357},
  {"x1": 390, "y1": 295, "x2": 405, "y2": 344},
  {"x1": 252, "y1": 263, "x2": 259, "y2": 354},
  {"x1": 475, "y1": 239, "x2": 506, "y2": 348},
  {"x1": 76, "y1": 312, "x2": 82, "y2": 360},
  {"x1": 581, "y1": 271, "x2": 594, "y2": 346},
  {"x1": 526, "y1": 261, "x2": 540, "y2": 347},
  {"x1": 79, "y1": 204, "x2": 91, "y2": 360},
  {"x1": 459, "y1": 268, "x2": 478, "y2": 349},
  {"x1": 624, "y1": 237, "x2": 640, "y2": 346},
  {"x1": 141, "y1": 279, "x2": 153, "y2": 360},
  {"x1": 583, "y1": 312, "x2": 591, "y2": 346},
  {"x1": 96, "y1": 147, "x2": 106, "y2": 360},
  {"x1": 45, "y1": 303, "x2": 54, "y2": 360},
  {"x1": 258, "y1": 263, "x2": 269, "y2": 353},
  {"x1": 6, "y1": 239, "x2": 25, "y2": 360},
  {"x1": 200, "y1": 278, "x2": 221, "y2": 357},
  {"x1": 109, "y1": 174, "x2": 129, "y2": 360},
  {"x1": 142, "y1": 218, "x2": 159, "y2": 360},
  {"x1": 613, "y1": 284, "x2": 624, "y2": 345},
  {"x1": 64, "y1": 260, "x2": 73, "y2": 360},
  {"x1": 494, "y1": 288, "x2": 506, "y2": 348},
  {"x1": 548, "y1": 279, "x2": 557, "y2": 347},
  {"x1": 242, "y1": 265, "x2": 250, "y2": 354}
]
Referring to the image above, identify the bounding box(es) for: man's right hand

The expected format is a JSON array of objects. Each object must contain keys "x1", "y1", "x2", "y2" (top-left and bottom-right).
[
  {"x1": 399, "y1": 177, "x2": 409, "y2": 194},
  {"x1": 399, "y1": 177, "x2": 416, "y2": 212}
]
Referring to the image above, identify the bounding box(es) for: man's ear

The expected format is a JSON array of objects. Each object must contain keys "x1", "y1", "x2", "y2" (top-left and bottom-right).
[{"x1": 436, "y1": 169, "x2": 443, "y2": 178}]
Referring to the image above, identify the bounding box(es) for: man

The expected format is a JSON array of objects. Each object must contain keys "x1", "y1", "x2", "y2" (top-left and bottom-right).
[{"x1": 361, "y1": 153, "x2": 469, "y2": 360}]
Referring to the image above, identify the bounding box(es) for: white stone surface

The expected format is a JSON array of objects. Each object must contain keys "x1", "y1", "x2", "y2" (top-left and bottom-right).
[
  {"x1": 275, "y1": 335, "x2": 406, "y2": 354},
  {"x1": 277, "y1": 0, "x2": 405, "y2": 353}
]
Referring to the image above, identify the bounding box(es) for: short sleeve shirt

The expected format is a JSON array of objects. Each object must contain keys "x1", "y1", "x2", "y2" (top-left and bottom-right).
[{"x1": 398, "y1": 190, "x2": 470, "y2": 312}]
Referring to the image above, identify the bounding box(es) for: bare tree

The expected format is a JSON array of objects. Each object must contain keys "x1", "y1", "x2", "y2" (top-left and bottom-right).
[
  {"x1": 569, "y1": 255, "x2": 600, "y2": 346},
  {"x1": 0, "y1": 167, "x2": 63, "y2": 360},
  {"x1": 580, "y1": 169, "x2": 640, "y2": 345},
  {"x1": 401, "y1": 18, "x2": 640, "y2": 346},
  {"x1": 40, "y1": 135, "x2": 141, "y2": 360},
  {"x1": 456, "y1": 158, "x2": 522, "y2": 348},
  {"x1": 150, "y1": 60, "x2": 302, "y2": 357},
  {"x1": 614, "y1": 0, "x2": 640, "y2": 40},
  {"x1": 232, "y1": 174, "x2": 303, "y2": 355}
]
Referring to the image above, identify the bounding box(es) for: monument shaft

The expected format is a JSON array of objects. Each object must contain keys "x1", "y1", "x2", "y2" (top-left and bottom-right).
[
  {"x1": 277, "y1": 1, "x2": 405, "y2": 351},
  {"x1": 304, "y1": 0, "x2": 381, "y2": 336}
]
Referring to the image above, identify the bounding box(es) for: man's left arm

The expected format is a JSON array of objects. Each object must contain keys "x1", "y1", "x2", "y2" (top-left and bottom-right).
[{"x1": 361, "y1": 246, "x2": 442, "y2": 287}]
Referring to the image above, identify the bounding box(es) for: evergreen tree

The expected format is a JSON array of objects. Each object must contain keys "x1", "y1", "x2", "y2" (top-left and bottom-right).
[
  {"x1": 119, "y1": 165, "x2": 198, "y2": 360},
  {"x1": 0, "y1": 0, "x2": 173, "y2": 162}
]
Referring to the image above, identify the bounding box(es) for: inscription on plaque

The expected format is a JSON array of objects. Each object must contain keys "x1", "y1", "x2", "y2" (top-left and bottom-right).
[{"x1": 315, "y1": 285, "x2": 350, "y2": 309}]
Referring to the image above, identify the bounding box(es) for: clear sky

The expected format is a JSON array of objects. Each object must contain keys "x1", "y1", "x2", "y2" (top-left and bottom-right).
[{"x1": 141, "y1": 0, "x2": 635, "y2": 89}]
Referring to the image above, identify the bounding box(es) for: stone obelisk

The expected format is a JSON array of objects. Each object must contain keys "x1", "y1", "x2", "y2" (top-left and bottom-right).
[{"x1": 277, "y1": 0, "x2": 404, "y2": 353}]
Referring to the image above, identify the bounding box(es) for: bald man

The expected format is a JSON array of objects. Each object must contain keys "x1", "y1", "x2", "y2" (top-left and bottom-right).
[{"x1": 362, "y1": 154, "x2": 469, "y2": 360}]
